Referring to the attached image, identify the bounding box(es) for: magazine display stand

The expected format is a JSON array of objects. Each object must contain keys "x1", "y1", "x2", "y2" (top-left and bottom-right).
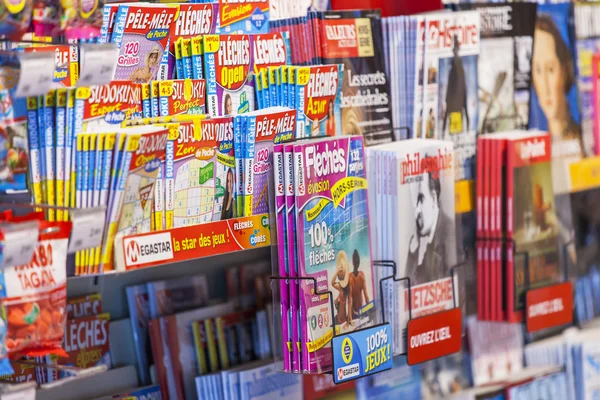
[
  {"x1": 0, "y1": 42, "x2": 117, "y2": 95},
  {"x1": 115, "y1": 213, "x2": 272, "y2": 272},
  {"x1": 374, "y1": 260, "x2": 465, "y2": 365},
  {"x1": 476, "y1": 237, "x2": 574, "y2": 333},
  {"x1": 269, "y1": 274, "x2": 393, "y2": 383}
]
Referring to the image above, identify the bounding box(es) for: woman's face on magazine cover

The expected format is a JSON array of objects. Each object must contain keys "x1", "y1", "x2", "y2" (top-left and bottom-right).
[
  {"x1": 225, "y1": 96, "x2": 232, "y2": 115},
  {"x1": 532, "y1": 29, "x2": 567, "y2": 122},
  {"x1": 226, "y1": 169, "x2": 233, "y2": 192},
  {"x1": 148, "y1": 52, "x2": 159, "y2": 68}
]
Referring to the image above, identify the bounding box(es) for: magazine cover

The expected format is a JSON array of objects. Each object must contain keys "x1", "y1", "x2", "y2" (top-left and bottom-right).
[
  {"x1": 412, "y1": 15, "x2": 427, "y2": 140},
  {"x1": 456, "y1": 3, "x2": 536, "y2": 134},
  {"x1": 66, "y1": 293, "x2": 102, "y2": 319},
  {"x1": 158, "y1": 79, "x2": 206, "y2": 117},
  {"x1": 101, "y1": 126, "x2": 168, "y2": 272},
  {"x1": 294, "y1": 136, "x2": 375, "y2": 373},
  {"x1": 0, "y1": 92, "x2": 32, "y2": 193},
  {"x1": 422, "y1": 11, "x2": 480, "y2": 181},
  {"x1": 147, "y1": 274, "x2": 210, "y2": 319},
  {"x1": 530, "y1": 3, "x2": 583, "y2": 160},
  {"x1": 467, "y1": 316, "x2": 524, "y2": 386},
  {"x1": 204, "y1": 34, "x2": 255, "y2": 117},
  {"x1": 355, "y1": 357, "x2": 422, "y2": 399},
  {"x1": 111, "y1": 4, "x2": 178, "y2": 83},
  {"x1": 170, "y1": 3, "x2": 219, "y2": 79},
  {"x1": 238, "y1": 362, "x2": 303, "y2": 400},
  {"x1": 253, "y1": 32, "x2": 292, "y2": 76},
  {"x1": 574, "y1": 4, "x2": 600, "y2": 156},
  {"x1": 217, "y1": 0, "x2": 269, "y2": 34},
  {"x1": 567, "y1": 163, "x2": 600, "y2": 323},
  {"x1": 506, "y1": 133, "x2": 561, "y2": 322},
  {"x1": 295, "y1": 64, "x2": 343, "y2": 138},
  {"x1": 61, "y1": 314, "x2": 111, "y2": 371},
  {"x1": 94, "y1": 385, "x2": 162, "y2": 400},
  {"x1": 242, "y1": 107, "x2": 296, "y2": 216},
  {"x1": 200, "y1": 116, "x2": 236, "y2": 221},
  {"x1": 320, "y1": 9, "x2": 393, "y2": 146},
  {"x1": 76, "y1": 82, "x2": 142, "y2": 132},
  {"x1": 126, "y1": 284, "x2": 152, "y2": 385},
  {"x1": 163, "y1": 118, "x2": 234, "y2": 227},
  {"x1": 373, "y1": 139, "x2": 457, "y2": 352},
  {"x1": 164, "y1": 302, "x2": 235, "y2": 400}
]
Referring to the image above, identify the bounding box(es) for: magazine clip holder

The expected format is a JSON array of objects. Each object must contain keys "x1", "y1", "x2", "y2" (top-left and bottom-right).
[
  {"x1": 475, "y1": 237, "x2": 573, "y2": 332},
  {"x1": 268, "y1": 276, "x2": 393, "y2": 383},
  {"x1": 77, "y1": 43, "x2": 118, "y2": 87},
  {"x1": 0, "y1": 202, "x2": 106, "y2": 255},
  {"x1": 11, "y1": 359, "x2": 107, "y2": 389},
  {"x1": 0, "y1": 380, "x2": 36, "y2": 399},
  {"x1": 373, "y1": 259, "x2": 465, "y2": 364},
  {"x1": 521, "y1": 240, "x2": 573, "y2": 334},
  {"x1": 0, "y1": 49, "x2": 55, "y2": 97},
  {"x1": 0, "y1": 40, "x2": 118, "y2": 91}
]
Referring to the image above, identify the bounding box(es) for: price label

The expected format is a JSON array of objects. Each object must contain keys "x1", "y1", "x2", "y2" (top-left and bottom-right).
[
  {"x1": 332, "y1": 324, "x2": 393, "y2": 384},
  {"x1": 14, "y1": 52, "x2": 55, "y2": 98},
  {"x1": 0, "y1": 221, "x2": 39, "y2": 268},
  {"x1": 68, "y1": 207, "x2": 106, "y2": 253},
  {"x1": 77, "y1": 44, "x2": 118, "y2": 87}
]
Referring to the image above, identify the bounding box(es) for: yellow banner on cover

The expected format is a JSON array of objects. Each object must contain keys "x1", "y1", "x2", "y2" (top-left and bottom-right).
[
  {"x1": 455, "y1": 180, "x2": 475, "y2": 214},
  {"x1": 331, "y1": 177, "x2": 368, "y2": 208},
  {"x1": 306, "y1": 198, "x2": 330, "y2": 222},
  {"x1": 570, "y1": 156, "x2": 600, "y2": 192},
  {"x1": 306, "y1": 328, "x2": 334, "y2": 353}
]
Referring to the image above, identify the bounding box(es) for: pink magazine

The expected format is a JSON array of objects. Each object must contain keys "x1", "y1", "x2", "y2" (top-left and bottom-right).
[
  {"x1": 593, "y1": 54, "x2": 600, "y2": 155},
  {"x1": 293, "y1": 136, "x2": 375, "y2": 373},
  {"x1": 273, "y1": 143, "x2": 291, "y2": 371},
  {"x1": 283, "y1": 143, "x2": 300, "y2": 372}
]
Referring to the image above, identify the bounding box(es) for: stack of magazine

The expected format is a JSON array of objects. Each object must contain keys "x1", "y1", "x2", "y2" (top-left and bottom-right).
[
  {"x1": 382, "y1": 11, "x2": 481, "y2": 181},
  {"x1": 476, "y1": 131, "x2": 562, "y2": 323},
  {"x1": 455, "y1": 2, "x2": 537, "y2": 135},
  {"x1": 273, "y1": 135, "x2": 376, "y2": 373},
  {"x1": 366, "y1": 139, "x2": 458, "y2": 355}
]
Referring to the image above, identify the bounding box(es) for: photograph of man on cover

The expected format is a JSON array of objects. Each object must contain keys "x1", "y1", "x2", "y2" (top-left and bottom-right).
[
  {"x1": 405, "y1": 171, "x2": 455, "y2": 285},
  {"x1": 530, "y1": 12, "x2": 583, "y2": 158}
]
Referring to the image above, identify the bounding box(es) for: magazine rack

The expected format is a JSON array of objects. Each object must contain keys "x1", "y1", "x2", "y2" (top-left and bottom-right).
[
  {"x1": 374, "y1": 260, "x2": 465, "y2": 365},
  {"x1": 0, "y1": 40, "x2": 118, "y2": 95},
  {"x1": 475, "y1": 237, "x2": 574, "y2": 333},
  {"x1": 11, "y1": 360, "x2": 107, "y2": 388},
  {"x1": 269, "y1": 275, "x2": 393, "y2": 383}
]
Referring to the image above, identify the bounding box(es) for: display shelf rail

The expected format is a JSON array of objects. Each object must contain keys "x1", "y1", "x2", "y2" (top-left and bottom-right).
[{"x1": 114, "y1": 214, "x2": 271, "y2": 271}]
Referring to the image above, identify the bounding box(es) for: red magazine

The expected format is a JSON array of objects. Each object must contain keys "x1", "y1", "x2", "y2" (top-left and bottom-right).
[
  {"x1": 504, "y1": 132, "x2": 559, "y2": 323},
  {"x1": 483, "y1": 138, "x2": 491, "y2": 320},
  {"x1": 496, "y1": 138, "x2": 506, "y2": 321},
  {"x1": 476, "y1": 136, "x2": 484, "y2": 320},
  {"x1": 490, "y1": 138, "x2": 497, "y2": 321},
  {"x1": 593, "y1": 54, "x2": 600, "y2": 155},
  {"x1": 66, "y1": 293, "x2": 102, "y2": 319},
  {"x1": 148, "y1": 319, "x2": 168, "y2": 400}
]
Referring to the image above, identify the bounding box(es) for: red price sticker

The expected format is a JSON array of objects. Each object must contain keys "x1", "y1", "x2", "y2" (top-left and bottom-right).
[
  {"x1": 526, "y1": 281, "x2": 573, "y2": 333},
  {"x1": 406, "y1": 308, "x2": 462, "y2": 366}
]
